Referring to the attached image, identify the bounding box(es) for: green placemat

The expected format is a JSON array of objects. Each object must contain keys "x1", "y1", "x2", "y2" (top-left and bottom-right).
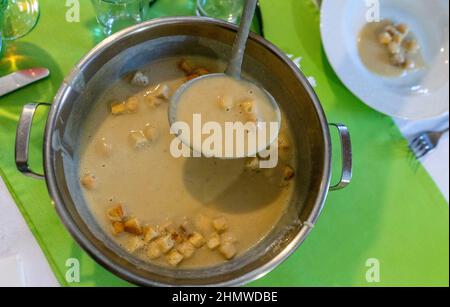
[{"x1": 0, "y1": 0, "x2": 448, "y2": 287}]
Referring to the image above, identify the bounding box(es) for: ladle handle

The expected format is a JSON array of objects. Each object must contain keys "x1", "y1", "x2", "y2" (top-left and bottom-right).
[{"x1": 225, "y1": 0, "x2": 258, "y2": 79}]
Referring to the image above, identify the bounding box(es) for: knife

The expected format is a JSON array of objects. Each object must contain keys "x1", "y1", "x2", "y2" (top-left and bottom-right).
[{"x1": 0, "y1": 68, "x2": 50, "y2": 97}]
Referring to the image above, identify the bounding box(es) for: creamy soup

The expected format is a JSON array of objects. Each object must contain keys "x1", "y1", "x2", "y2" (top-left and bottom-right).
[
  {"x1": 79, "y1": 56, "x2": 296, "y2": 269},
  {"x1": 358, "y1": 20, "x2": 425, "y2": 77},
  {"x1": 175, "y1": 75, "x2": 280, "y2": 157}
]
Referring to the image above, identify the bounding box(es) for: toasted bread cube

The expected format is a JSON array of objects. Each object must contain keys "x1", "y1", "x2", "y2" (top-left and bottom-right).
[
  {"x1": 213, "y1": 217, "x2": 229, "y2": 233},
  {"x1": 245, "y1": 157, "x2": 260, "y2": 172},
  {"x1": 143, "y1": 225, "x2": 160, "y2": 243},
  {"x1": 166, "y1": 250, "x2": 184, "y2": 267},
  {"x1": 378, "y1": 31, "x2": 392, "y2": 45},
  {"x1": 194, "y1": 214, "x2": 212, "y2": 233},
  {"x1": 144, "y1": 95, "x2": 161, "y2": 109},
  {"x1": 284, "y1": 166, "x2": 295, "y2": 181},
  {"x1": 221, "y1": 232, "x2": 237, "y2": 244},
  {"x1": 388, "y1": 42, "x2": 401, "y2": 54},
  {"x1": 404, "y1": 39, "x2": 419, "y2": 54},
  {"x1": 240, "y1": 100, "x2": 255, "y2": 114},
  {"x1": 144, "y1": 124, "x2": 159, "y2": 142},
  {"x1": 179, "y1": 218, "x2": 195, "y2": 235},
  {"x1": 207, "y1": 232, "x2": 221, "y2": 250},
  {"x1": 125, "y1": 97, "x2": 139, "y2": 113},
  {"x1": 157, "y1": 235, "x2": 176, "y2": 254},
  {"x1": 131, "y1": 71, "x2": 149, "y2": 87},
  {"x1": 390, "y1": 53, "x2": 406, "y2": 66},
  {"x1": 189, "y1": 232, "x2": 206, "y2": 248},
  {"x1": 125, "y1": 236, "x2": 144, "y2": 253},
  {"x1": 219, "y1": 243, "x2": 237, "y2": 260},
  {"x1": 80, "y1": 173, "x2": 96, "y2": 190},
  {"x1": 218, "y1": 95, "x2": 234, "y2": 112},
  {"x1": 124, "y1": 217, "x2": 143, "y2": 235},
  {"x1": 395, "y1": 23, "x2": 409, "y2": 35},
  {"x1": 155, "y1": 84, "x2": 171, "y2": 100},
  {"x1": 178, "y1": 59, "x2": 195, "y2": 74},
  {"x1": 111, "y1": 101, "x2": 127, "y2": 115},
  {"x1": 111, "y1": 221, "x2": 125, "y2": 236},
  {"x1": 129, "y1": 130, "x2": 148, "y2": 149},
  {"x1": 177, "y1": 241, "x2": 196, "y2": 259},
  {"x1": 147, "y1": 242, "x2": 162, "y2": 260},
  {"x1": 403, "y1": 58, "x2": 416, "y2": 70},
  {"x1": 106, "y1": 204, "x2": 124, "y2": 222}
]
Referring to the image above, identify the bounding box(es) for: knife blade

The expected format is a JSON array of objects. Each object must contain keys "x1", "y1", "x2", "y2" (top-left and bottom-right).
[{"x1": 0, "y1": 68, "x2": 50, "y2": 97}]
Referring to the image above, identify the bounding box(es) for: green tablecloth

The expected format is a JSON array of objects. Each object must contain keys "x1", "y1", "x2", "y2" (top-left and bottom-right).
[{"x1": 0, "y1": 0, "x2": 448, "y2": 287}]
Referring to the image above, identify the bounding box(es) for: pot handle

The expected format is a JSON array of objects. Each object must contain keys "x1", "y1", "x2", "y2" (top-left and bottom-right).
[
  {"x1": 329, "y1": 123, "x2": 352, "y2": 191},
  {"x1": 15, "y1": 103, "x2": 51, "y2": 180}
]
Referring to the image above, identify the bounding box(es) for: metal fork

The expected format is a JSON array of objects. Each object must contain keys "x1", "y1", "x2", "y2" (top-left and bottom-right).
[{"x1": 409, "y1": 127, "x2": 449, "y2": 159}]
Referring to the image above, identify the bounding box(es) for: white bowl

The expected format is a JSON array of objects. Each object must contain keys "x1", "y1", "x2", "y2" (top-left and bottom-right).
[{"x1": 321, "y1": 0, "x2": 449, "y2": 120}]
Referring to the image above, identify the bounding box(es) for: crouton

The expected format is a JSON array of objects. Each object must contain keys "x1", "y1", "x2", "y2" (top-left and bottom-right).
[
  {"x1": 143, "y1": 124, "x2": 159, "y2": 142},
  {"x1": 125, "y1": 236, "x2": 144, "y2": 253},
  {"x1": 124, "y1": 217, "x2": 143, "y2": 235},
  {"x1": 213, "y1": 217, "x2": 229, "y2": 233},
  {"x1": 240, "y1": 100, "x2": 255, "y2": 114},
  {"x1": 177, "y1": 242, "x2": 196, "y2": 259},
  {"x1": 144, "y1": 95, "x2": 162, "y2": 109},
  {"x1": 154, "y1": 84, "x2": 171, "y2": 100},
  {"x1": 395, "y1": 23, "x2": 409, "y2": 35},
  {"x1": 143, "y1": 225, "x2": 160, "y2": 243},
  {"x1": 283, "y1": 166, "x2": 295, "y2": 181},
  {"x1": 245, "y1": 157, "x2": 260, "y2": 172},
  {"x1": 207, "y1": 232, "x2": 221, "y2": 250},
  {"x1": 378, "y1": 31, "x2": 392, "y2": 45},
  {"x1": 111, "y1": 101, "x2": 127, "y2": 115},
  {"x1": 194, "y1": 214, "x2": 212, "y2": 233},
  {"x1": 189, "y1": 232, "x2": 206, "y2": 248},
  {"x1": 157, "y1": 235, "x2": 176, "y2": 254},
  {"x1": 106, "y1": 204, "x2": 124, "y2": 222},
  {"x1": 404, "y1": 39, "x2": 419, "y2": 54},
  {"x1": 218, "y1": 95, "x2": 234, "y2": 112},
  {"x1": 147, "y1": 242, "x2": 162, "y2": 260},
  {"x1": 166, "y1": 250, "x2": 184, "y2": 267},
  {"x1": 131, "y1": 71, "x2": 149, "y2": 87},
  {"x1": 111, "y1": 222, "x2": 124, "y2": 236},
  {"x1": 178, "y1": 59, "x2": 195, "y2": 74},
  {"x1": 80, "y1": 173, "x2": 96, "y2": 190},
  {"x1": 125, "y1": 97, "x2": 139, "y2": 113},
  {"x1": 221, "y1": 232, "x2": 237, "y2": 244},
  {"x1": 129, "y1": 130, "x2": 148, "y2": 149},
  {"x1": 219, "y1": 243, "x2": 237, "y2": 260}
]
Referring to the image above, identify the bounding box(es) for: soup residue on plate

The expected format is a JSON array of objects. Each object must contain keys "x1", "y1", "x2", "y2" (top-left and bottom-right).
[
  {"x1": 78, "y1": 56, "x2": 296, "y2": 268},
  {"x1": 358, "y1": 19, "x2": 425, "y2": 77}
]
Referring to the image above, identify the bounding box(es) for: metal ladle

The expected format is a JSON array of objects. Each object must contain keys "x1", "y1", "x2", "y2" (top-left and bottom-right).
[{"x1": 169, "y1": 0, "x2": 281, "y2": 157}]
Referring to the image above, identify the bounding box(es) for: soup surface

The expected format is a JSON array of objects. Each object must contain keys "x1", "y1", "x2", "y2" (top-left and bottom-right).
[{"x1": 79, "y1": 56, "x2": 296, "y2": 269}]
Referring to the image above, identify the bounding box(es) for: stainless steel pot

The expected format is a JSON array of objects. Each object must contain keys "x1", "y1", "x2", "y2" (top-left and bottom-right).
[{"x1": 15, "y1": 17, "x2": 352, "y2": 286}]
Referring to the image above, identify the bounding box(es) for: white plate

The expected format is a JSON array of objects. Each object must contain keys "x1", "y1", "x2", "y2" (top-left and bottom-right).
[{"x1": 320, "y1": 0, "x2": 449, "y2": 120}]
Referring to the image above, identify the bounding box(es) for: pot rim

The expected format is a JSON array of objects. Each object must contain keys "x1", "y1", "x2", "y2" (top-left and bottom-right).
[{"x1": 44, "y1": 16, "x2": 332, "y2": 287}]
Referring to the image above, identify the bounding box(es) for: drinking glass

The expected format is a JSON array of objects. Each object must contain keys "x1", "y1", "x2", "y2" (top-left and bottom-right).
[
  {"x1": 1, "y1": 0, "x2": 40, "y2": 41},
  {"x1": 91, "y1": 0, "x2": 149, "y2": 36},
  {"x1": 196, "y1": 0, "x2": 245, "y2": 24}
]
